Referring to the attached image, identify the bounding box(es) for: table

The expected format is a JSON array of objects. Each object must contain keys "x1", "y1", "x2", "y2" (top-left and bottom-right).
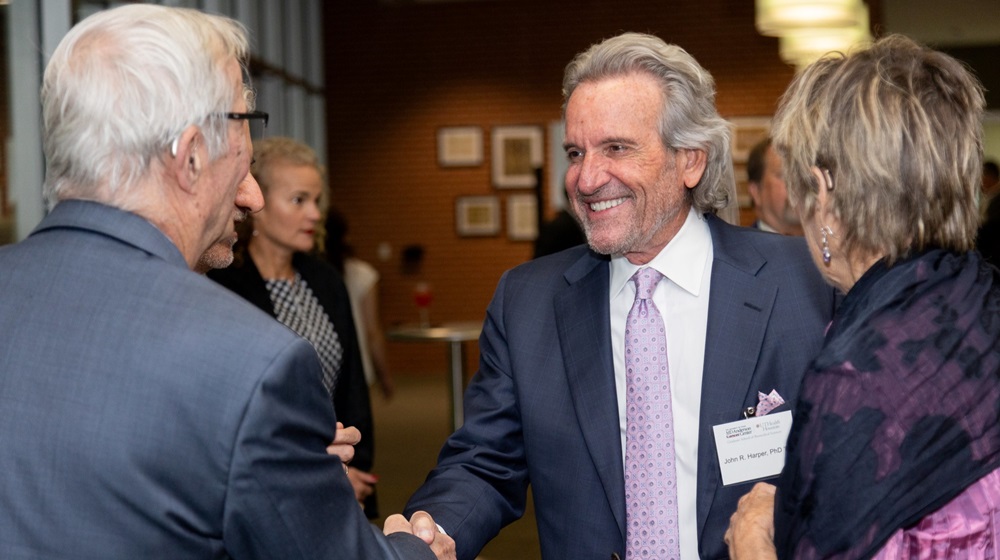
[{"x1": 387, "y1": 321, "x2": 482, "y2": 430}]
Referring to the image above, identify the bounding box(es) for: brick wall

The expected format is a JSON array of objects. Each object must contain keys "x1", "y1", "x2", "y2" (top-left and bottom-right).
[{"x1": 324, "y1": 0, "x2": 801, "y2": 376}]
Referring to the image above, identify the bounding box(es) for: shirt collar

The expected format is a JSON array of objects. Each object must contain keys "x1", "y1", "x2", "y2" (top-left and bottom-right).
[
  {"x1": 610, "y1": 207, "x2": 712, "y2": 299},
  {"x1": 757, "y1": 220, "x2": 779, "y2": 234}
]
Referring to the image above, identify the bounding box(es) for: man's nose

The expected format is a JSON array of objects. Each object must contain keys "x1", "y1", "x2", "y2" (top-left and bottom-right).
[
  {"x1": 237, "y1": 172, "x2": 264, "y2": 213},
  {"x1": 572, "y1": 154, "x2": 609, "y2": 195}
]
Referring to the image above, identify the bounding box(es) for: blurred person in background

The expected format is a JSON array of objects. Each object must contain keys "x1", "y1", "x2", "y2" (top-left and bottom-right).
[
  {"x1": 208, "y1": 136, "x2": 381, "y2": 518},
  {"x1": 979, "y1": 159, "x2": 999, "y2": 222},
  {"x1": 533, "y1": 190, "x2": 586, "y2": 258},
  {"x1": 746, "y1": 137, "x2": 802, "y2": 236},
  {"x1": 325, "y1": 208, "x2": 396, "y2": 400},
  {"x1": 976, "y1": 160, "x2": 1000, "y2": 265}
]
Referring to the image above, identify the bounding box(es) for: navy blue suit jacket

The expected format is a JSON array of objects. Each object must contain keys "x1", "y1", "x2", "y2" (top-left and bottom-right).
[
  {"x1": 0, "y1": 201, "x2": 432, "y2": 559},
  {"x1": 406, "y1": 214, "x2": 835, "y2": 559}
]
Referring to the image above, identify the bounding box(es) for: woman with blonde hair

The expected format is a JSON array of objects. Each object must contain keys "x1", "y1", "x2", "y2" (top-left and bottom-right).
[
  {"x1": 726, "y1": 35, "x2": 1000, "y2": 559},
  {"x1": 208, "y1": 137, "x2": 380, "y2": 518}
]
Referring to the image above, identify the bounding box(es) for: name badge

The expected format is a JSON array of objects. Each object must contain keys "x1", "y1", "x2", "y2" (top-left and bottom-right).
[{"x1": 711, "y1": 410, "x2": 792, "y2": 486}]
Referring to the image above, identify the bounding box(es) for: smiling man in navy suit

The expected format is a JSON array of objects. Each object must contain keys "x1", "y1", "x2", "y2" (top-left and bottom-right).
[{"x1": 405, "y1": 32, "x2": 836, "y2": 560}]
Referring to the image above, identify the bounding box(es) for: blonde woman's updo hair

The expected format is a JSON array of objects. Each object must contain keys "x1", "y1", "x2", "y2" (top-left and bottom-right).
[
  {"x1": 250, "y1": 136, "x2": 327, "y2": 197},
  {"x1": 772, "y1": 34, "x2": 985, "y2": 264}
]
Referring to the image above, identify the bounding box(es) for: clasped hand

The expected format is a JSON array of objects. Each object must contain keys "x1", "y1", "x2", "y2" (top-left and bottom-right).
[{"x1": 327, "y1": 423, "x2": 456, "y2": 560}]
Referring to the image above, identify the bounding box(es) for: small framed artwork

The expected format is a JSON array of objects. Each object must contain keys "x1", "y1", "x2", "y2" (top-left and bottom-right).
[
  {"x1": 491, "y1": 125, "x2": 544, "y2": 188},
  {"x1": 730, "y1": 117, "x2": 771, "y2": 163},
  {"x1": 506, "y1": 194, "x2": 539, "y2": 241},
  {"x1": 437, "y1": 126, "x2": 484, "y2": 167},
  {"x1": 455, "y1": 195, "x2": 501, "y2": 237}
]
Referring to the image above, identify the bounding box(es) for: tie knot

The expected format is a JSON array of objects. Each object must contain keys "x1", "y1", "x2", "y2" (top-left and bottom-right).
[{"x1": 631, "y1": 267, "x2": 663, "y2": 300}]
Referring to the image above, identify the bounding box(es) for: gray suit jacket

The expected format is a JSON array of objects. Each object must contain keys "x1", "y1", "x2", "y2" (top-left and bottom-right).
[
  {"x1": 405, "y1": 214, "x2": 836, "y2": 560},
  {"x1": 0, "y1": 200, "x2": 432, "y2": 560}
]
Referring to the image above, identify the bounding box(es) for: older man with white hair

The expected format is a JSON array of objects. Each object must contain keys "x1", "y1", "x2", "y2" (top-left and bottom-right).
[{"x1": 0, "y1": 5, "x2": 452, "y2": 559}]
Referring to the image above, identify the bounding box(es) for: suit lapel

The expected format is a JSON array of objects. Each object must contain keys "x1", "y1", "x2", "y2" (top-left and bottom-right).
[
  {"x1": 696, "y1": 216, "x2": 778, "y2": 542},
  {"x1": 553, "y1": 251, "x2": 627, "y2": 542}
]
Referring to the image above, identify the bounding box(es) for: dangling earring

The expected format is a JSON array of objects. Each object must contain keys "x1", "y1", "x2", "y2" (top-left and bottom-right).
[
  {"x1": 820, "y1": 226, "x2": 833, "y2": 264},
  {"x1": 252, "y1": 229, "x2": 259, "y2": 237}
]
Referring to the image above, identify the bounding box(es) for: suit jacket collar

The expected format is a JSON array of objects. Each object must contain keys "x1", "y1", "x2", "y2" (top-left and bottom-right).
[{"x1": 34, "y1": 200, "x2": 187, "y2": 269}]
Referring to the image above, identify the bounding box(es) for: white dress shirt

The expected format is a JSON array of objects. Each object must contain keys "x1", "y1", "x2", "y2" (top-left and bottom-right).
[{"x1": 609, "y1": 207, "x2": 713, "y2": 559}]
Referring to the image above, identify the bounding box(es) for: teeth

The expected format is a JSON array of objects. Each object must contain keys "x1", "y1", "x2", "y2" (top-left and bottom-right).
[{"x1": 590, "y1": 197, "x2": 627, "y2": 212}]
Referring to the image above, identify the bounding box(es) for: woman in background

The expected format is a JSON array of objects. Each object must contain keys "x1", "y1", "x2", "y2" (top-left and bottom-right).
[
  {"x1": 725, "y1": 35, "x2": 1000, "y2": 559},
  {"x1": 208, "y1": 137, "x2": 380, "y2": 518},
  {"x1": 324, "y1": 208, "x2": 395, "y2": 400}
]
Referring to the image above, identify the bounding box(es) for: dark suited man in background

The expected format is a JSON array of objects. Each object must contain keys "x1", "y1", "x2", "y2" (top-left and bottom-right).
[
  {"x1": 977, "y1": 160, "x2": 1000, "y2": 265},
  {"x1": 0, "y1": 5, "x2": 451, "y2": 559},
  {"x1": 980, "y1": 160, "x2": 1000, "y2": 221},
  {"x1": 406, "y1": 32, "x2": 835, "y2": 560},
  {"x1": 534, "y1": 189, "x2": 586, "y2": 258},
  {"x1": 746, "y1": 137, "x2": 803, "y2": 236}
]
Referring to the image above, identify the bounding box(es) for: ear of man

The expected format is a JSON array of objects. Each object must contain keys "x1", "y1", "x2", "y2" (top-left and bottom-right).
[
  {"x1": 169, "y1": 125, "x2": 205, "y2": 195},
  {"x1": 679, "y1": 148, "x2": 708, "y2": 189}
]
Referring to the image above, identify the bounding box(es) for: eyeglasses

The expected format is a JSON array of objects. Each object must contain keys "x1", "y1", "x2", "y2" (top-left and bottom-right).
[{"x1": 224, "y1": 110, "x2": 269, "y2": 140}]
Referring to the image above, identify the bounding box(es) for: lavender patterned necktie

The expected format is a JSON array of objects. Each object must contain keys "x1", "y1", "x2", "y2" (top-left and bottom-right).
[{"x1": 625, "y1": 267, "x2": 680, "y2": 558}]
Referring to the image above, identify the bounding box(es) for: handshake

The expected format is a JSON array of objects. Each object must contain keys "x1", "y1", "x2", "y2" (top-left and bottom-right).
[{"x1": 329, "y1": 423, "x2": 456, "y2": 560}]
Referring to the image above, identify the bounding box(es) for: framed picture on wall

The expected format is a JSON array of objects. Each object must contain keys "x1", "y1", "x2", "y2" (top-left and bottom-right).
[
  {"x1": 455, "y1": 195, "x2": 500, "y2": 236},
  {"x1": 730, "y1": 117, "x2": 771, "y2": 163},
  {"x1": 506, "y1": 193, "x2": 538, "y2": 241},
  {"x1": 491, "y1": 125, "x2": 544, "y2": 188},
  {"x1": 437, "y1": 126, "x2": 484, "y2": 167}
]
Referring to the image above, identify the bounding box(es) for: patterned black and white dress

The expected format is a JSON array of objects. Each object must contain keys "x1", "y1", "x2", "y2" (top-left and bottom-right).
[{"x1": 265, "y1": 273, "x2": 343, "y2": 394}]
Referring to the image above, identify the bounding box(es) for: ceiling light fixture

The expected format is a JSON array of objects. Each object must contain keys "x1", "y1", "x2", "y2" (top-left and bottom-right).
[{"x1": 756, "y1": 0, "x2": 872, "y2": 68}]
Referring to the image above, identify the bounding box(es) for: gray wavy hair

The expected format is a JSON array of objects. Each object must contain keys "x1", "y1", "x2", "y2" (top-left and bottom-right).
[{"x1": 562, "y1": 32, "x2": 735, "y2": 215}]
